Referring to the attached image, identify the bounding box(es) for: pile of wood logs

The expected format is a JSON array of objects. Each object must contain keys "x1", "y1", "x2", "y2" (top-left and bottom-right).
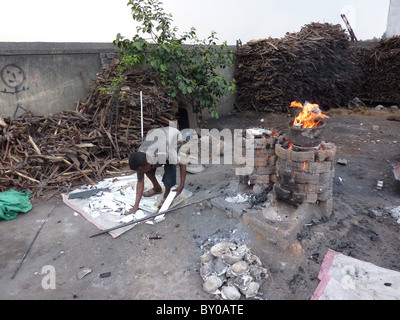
[
  {"x1": 352, "y1": 37, "x2": 400, "y2": 105},
  {"x1": 0, "y1": 61, "x2": 178, "y2": 198},
  {"x1": 235, "y1": 23, "x2": 361, "y2": 112}
]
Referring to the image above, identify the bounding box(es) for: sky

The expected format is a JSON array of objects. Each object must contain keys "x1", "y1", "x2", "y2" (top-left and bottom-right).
[{"x1": 0, "y1": 0, "x2": 391, "y2": 44}]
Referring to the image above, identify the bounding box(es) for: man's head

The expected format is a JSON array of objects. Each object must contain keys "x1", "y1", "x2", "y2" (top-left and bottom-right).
[{"x1": 129, "y1": 152, "x2": 151, "y2": 173}]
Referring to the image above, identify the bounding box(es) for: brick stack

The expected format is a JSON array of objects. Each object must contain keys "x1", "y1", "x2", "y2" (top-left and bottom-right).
[
  {"x1": 273, "y1": 142, "x2": 337, "y2": 215},
  {"x1": 234, "y1": 131, "x2": 285, "y2": 186}
]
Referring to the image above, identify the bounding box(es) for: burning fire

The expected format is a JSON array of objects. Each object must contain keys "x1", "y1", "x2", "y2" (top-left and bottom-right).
[{"x1": 290, "y1": 101, "x2": 330, "y2": 129}]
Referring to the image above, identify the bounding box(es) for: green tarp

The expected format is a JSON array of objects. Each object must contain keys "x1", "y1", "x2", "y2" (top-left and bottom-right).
[{"x1": 0, "y1": 189, "x2": 32, "y2": 221}]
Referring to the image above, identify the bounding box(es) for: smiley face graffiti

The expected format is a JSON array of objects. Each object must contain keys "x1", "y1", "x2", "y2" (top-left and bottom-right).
[
  {"x1": 1, "y1": 64, "x2": 29, "y2": 94},
  {"x1": 1, "y1": 64, "x2": 30, "y2": 117}
]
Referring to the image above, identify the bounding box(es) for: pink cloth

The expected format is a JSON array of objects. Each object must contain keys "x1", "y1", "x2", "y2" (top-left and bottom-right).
[{"x1": 311, "y1": 249, "x2": 340, "y2": 300}]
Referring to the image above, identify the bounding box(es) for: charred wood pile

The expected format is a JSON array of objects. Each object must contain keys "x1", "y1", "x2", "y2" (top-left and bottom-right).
[
  {"x1": 0, "y1": 61, "x2": 178, "y2": 197},
  {"x1": 352, "y1": 36, "x2": 400, "y2": 105},
  {"x1": 235, "y1": 23, "x2": 362, "y2": 112}
]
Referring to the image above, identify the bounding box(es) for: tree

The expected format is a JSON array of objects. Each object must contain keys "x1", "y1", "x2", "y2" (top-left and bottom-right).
[{"x1": 110, "y1": 0, "x2": 236, "y2": 118}]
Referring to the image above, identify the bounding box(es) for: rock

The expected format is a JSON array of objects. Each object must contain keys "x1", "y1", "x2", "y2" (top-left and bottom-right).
[
  {"x1": 227, "y1": 261, "x2": 249, "y2": 277},
  {"x1": 199, "y1": 252, "x2": 213, "y2": 264},
  {"x1": 249, "y1": 265, "x2": 268, "y2": 281},
  {"x1": 240, "y1": 282, "x2": 260, "y2": 298},
  {"x1": 77, "y1": 268, "x2": 92, "y2": 280},
  {"x1": 244, "y1": 252, "x2": 262, "y2": 266},
  {"x1": 221, "y1": 252, "x2": 243, "y2": 265},
  {"x1": 348, "y1": 97, "x2": 366, "y2": 109},
  {"x1": 233, "y1": 273, "x2": 253, "y2": 290},
  {"x1": 203, "y1": 276, "x2": 223, "y2": 294},
  {"x1": 253, "y1": 184, "x2": 268, "y2": 196},
  {"x1": 221, "y1": 285, "x2": 241, "y2": 300},
  {"x1": 210, "y1": 242, "x2": 236, "y2": 257},
  {"x1": 200, "y1": 260, "x2": 215, "y2": 281},
  {"x1": 234, "y1": 244, "x2": 250, "y2": 258},
  {"x1": 210, "y1": 197, "x2": 226, "y2": 211},
  {"x1": 214, "y1": 257, "x2": 229, "y2": 276},
  {"x1": 99, "y1": 272, "x2": 111, "y2": 278}
]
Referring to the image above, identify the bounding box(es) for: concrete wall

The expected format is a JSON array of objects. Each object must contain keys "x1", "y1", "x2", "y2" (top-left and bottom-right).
[
  {"x1": 0, "y1": 42, "x2": 236, "y2": 122},
  {"x1": 200, "y1": 61, "x2": 237, "y2": 121},
  {"x1": 387, "y1": 0, "x2": 400, "y2": 38},
  {"x1": 0, "y1": 42, "x2": 118, "y2": 118}
]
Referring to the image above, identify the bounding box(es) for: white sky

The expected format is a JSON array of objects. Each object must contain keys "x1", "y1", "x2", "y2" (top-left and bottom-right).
[{"x1": 0, "y1": 0, "x2": 391, "y2": 44}]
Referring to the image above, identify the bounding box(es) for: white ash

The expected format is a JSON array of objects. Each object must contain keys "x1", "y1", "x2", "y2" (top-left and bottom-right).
[
  {"x1": 199, "y1": 226, "x2": 250, "y2": 252},
  {"x1": 388, "y1": 206, "x2": 400, "y2": 224},
  {"x1": 200, "y1": 241, "x2": 268, "y2": 300}
]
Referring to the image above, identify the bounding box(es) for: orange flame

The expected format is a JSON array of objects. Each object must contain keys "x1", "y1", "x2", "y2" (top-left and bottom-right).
[{"x1": 291, "y1": 101, "x2": 329, "y2": 129}]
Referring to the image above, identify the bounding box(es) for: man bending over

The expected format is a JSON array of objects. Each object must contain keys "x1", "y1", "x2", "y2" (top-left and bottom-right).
[{"x1": 128, "y1": 126, "x2": 187, "y2": 215}]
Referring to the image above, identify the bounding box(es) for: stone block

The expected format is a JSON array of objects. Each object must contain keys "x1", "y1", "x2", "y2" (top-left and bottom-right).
[
  {"x1": 319, "y1": 197, "x2": 333, "y2": 217},
  {"x1": 253, "y1": 139, "x2": 268, "y2": 149},
  {"x1": 291, "y1": 150, "x2": 315, "y2": 163},
  {"x1": 210, "y1": 197, "x2": 226, "y2": 211},
  {"x1": 249, "y1": 174, "x2": 270, "y2": 184},
  {"x1": 255, "y1": 148, "x2": 276, "y2": 157},
  {"x1": 256, "y1": 165, "x2": 276, "y2": 175},
  {"x1": 307, "y1": 162, "x2": 333, "y2": 174},
  {"x1": 306, "y1": 193, "x2": 319, "y2": 203},
  {"x1": 268, "y1": 156, "x2": 277, "y2": 166},
  {"x1": 210, "y1": 197, "x2": 243, "y2": 220},
  {"x1": 254, "y1": 157, "x2": 268, "y2": 167},
  {"x1": 319, "y1": 170, "x2": 335, "y2": 184},
  {"x1": 294, "y1": 172, "x2": 320, "y2": 184},
  {"x1": 275, "y1": 144, "x2": 290, "y2": 161}
]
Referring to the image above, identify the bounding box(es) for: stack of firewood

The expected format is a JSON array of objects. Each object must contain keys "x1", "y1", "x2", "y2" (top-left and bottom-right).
[
  {"x1": 235, "y1": 22, "x2": 361, "y2": 112},
  {"x1": 352, "y1": 37, "x2": 400, "y2": 105},
  {"x1": 0, "y1": 62, "x2": 178, "y2": 198}
]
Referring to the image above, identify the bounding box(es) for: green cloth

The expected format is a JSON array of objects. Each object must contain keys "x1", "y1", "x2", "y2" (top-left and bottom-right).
[{"x1": 0, "y1": 189, "x2": 32, "y2": 221}]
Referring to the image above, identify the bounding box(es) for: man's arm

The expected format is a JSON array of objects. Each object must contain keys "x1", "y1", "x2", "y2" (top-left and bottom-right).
[{"x1": 127, "y1": 179, "x2": 144, "y2": 215}]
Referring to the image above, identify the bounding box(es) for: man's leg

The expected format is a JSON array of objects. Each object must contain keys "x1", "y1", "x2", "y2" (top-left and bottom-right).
[
  {"x1": 162, "y1": 164, "x2": 177, "y2": 200},
  {"x1": 144, "y1": 169, "x2": 162, "y2": 197}
]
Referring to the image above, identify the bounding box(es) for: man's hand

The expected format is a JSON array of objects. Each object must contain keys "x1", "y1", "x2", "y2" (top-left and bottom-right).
[
  {"x1": 173, "y1": 185, "x2": 184, "y2": 197},
  {"x1": 126, "y1": 205, "x2": 139, "y2": 215}
]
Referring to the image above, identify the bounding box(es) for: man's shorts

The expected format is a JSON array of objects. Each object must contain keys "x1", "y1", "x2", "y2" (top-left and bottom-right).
[{"x1": 149, "y1": 163, "x2": 177, "y2": 189}]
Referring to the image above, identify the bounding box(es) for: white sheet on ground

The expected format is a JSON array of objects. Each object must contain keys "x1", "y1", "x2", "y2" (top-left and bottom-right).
[
  {"x1": 62, "y1": 174, "x2": 192, "y2": 238},
  {"x1": 312, "y1": 249, "x2": 400, "y2": 300}
]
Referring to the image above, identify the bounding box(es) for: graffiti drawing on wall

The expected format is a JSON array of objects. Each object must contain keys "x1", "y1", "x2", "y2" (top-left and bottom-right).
[{"x1": 0, "y1": 64, "x2": 40, "y2": 118}]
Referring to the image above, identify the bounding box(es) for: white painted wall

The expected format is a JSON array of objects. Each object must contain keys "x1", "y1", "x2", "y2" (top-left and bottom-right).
[{"x1": 387, "y1": 0, "x2": 400, "y2": 37}]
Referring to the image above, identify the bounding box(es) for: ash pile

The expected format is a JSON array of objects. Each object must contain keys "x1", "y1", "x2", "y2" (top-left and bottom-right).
[{"x1": 200, "y1": 242, "x2": 268, "y2": 300}]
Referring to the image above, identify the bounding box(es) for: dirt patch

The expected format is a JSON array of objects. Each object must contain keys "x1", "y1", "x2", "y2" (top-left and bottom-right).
[{"x1": 1, "y1": 108, "x2": 400, "y2": 300}]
